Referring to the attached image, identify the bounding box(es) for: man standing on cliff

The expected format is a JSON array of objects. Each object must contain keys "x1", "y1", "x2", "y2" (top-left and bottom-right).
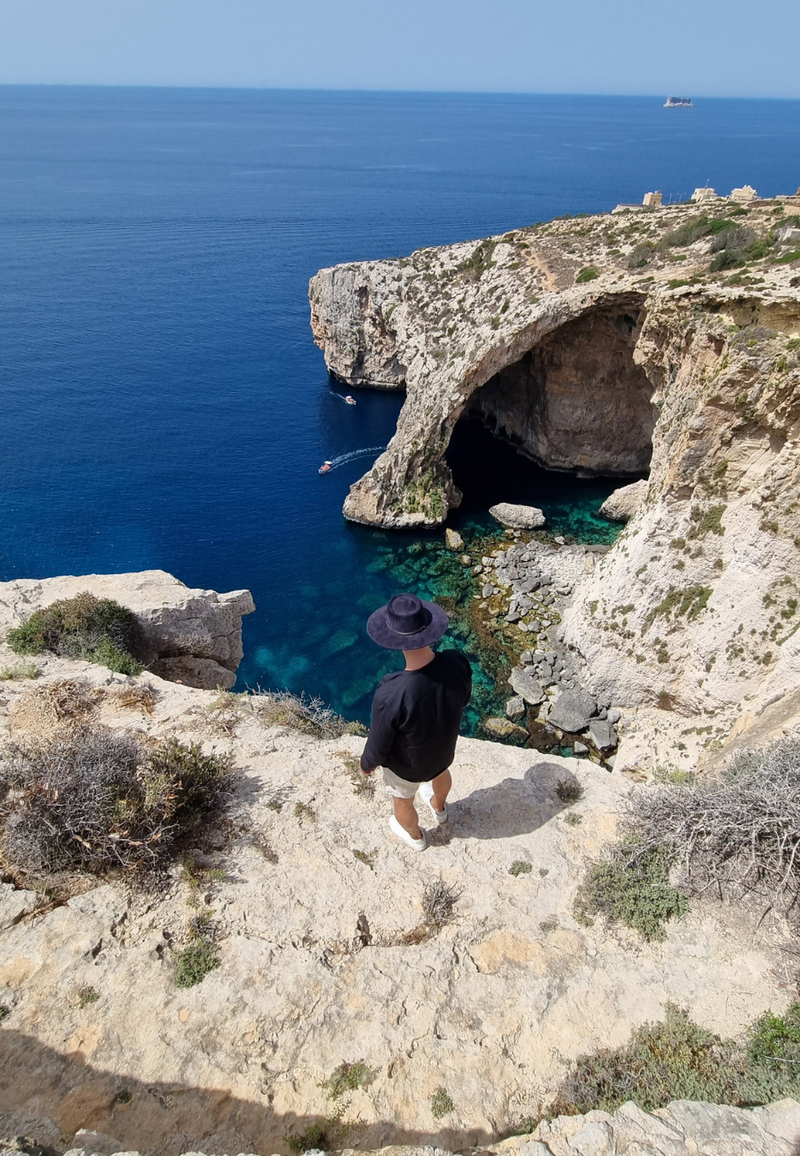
[{"x1": 360, "y1": 593, "x2": 472, "y2": 851}]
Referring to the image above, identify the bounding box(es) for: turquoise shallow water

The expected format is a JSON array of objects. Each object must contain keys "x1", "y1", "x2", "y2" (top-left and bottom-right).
[{"x1": 2, "y1": 87, "x2": 799, "y2": 725}]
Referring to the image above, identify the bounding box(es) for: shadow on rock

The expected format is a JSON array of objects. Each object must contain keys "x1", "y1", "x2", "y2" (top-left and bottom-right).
[
  {"x1": 442, "y1": 761, "x2": 573, "y2": 841},
  {"x1": 0, "y1": 1029, "x2": 494, "y2": 1156}
]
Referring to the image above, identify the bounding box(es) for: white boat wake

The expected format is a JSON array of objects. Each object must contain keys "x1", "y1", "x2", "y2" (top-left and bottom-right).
[{"x1": 324, "y1": 446, "x2": 385, "y2": 472}]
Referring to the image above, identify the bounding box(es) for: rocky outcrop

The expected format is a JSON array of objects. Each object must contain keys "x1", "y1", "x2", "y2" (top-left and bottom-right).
[
  {"x1": 598, "y1": 478, "x2": 647, "y2": 522},
  {"x1": 310, "y1": 198, "x2": 800, "y2": 733},
  {"x1": 490, "y1": 503, "x2": 546, "y2": 529},
  {"x1": 0, "y1": 571, "x2": 254, "y2": 689}
]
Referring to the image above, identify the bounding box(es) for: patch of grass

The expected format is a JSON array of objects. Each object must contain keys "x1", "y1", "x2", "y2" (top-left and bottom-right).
[
  {"x1": 458, "y1": 239, "x2": 497, "y2": 280},
  {"x1": 509, "y1": 860, "x2": 532, "y2": 876},
  {"x1": 284, "y1": 1115, "x2": 351, "y2": 1155},
  {"x1": 564, "y1": 812, "x2": 583, "y2": 827},
  {"x1": 0, "y1": 661, "x2": 41, "y2": 681},
  {"x1": 430, "y1": 1086, "x2": 455, "y2": 1119},
  {"x1": 645, "y1": 585, "x2": 712, "y2": 629},
  {"x1": 576, "y1": 266, "x2": 599, "y2": 283},
  {"x1": 76, "y1": 984, "x2": 99, "y2": 1008},
  {"x1": 688, "y1": 503, "x2": 725, "y2": 538},
  {"x1": 336, "y1": 750, "x2": 375, "y2": 797},
  {"x1": 539, "y1": 867, "x2": 549, "y2": 877},
  {"x1": 174, "y1": 935, "x2": 220, "y2": 988},
  {"x1": 574, "y1": 843, "x2": 689, "y2": 941},
  {"x1": 422, "y1": 878, "x2": 460, "y2": 928},
  {"x1": 293, "y1": 800, "x2": 316, "y2": 823},
  {"x1": 353, "y1": 848, "x2": 378, "y2": 869},
  {"x1": 546, "y1": 1002, "x2": 800, "y2": 1119},
  {"x1": 320, "y1": 1060, "x2": 375, "y2": 1100},
  {"x1": 0, "y1": 729, "x2": 231, "y2": 876},
  {"x1": 539, "y1": 916, "x2": 558, "y2": 933},
  {"x1": 7, "y1": 592, "x2": 143, "y2": 675}
]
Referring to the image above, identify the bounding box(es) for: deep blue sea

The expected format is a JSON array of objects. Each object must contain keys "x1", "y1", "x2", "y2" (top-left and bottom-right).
[{"x1": 2, "y1": 87, "x2": 799, "y2": 725}]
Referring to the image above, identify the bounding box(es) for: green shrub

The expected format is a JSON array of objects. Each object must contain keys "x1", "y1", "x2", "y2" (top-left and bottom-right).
[
  {"x1": 576, "y1": 266, "x2": 599, "y2": 283},
  {"x1": 0, "y1": 661, "x2": 41, "y2": 681},
  {"x1": 574, "y1": 843, "x2": 689, "y2": 941},
  {"x1": 509, "y1": 860, "x2": 533, "y2": 876},
  {"x1": 77, "y1": 985, "x2": 100, "y2": 1008},
  {"x1": 0, "y1": 729, "x2": 231, "y2": 876},
  {"x1": 546, "y1": 1002, "x2": 800, "y2": 1119},
  {"x1": 7, "y1": 593, "x2": 142, "y2": 675},
  {"x1": 174, "y1": 935, "x2": 220, "y2": 988},
  {"x1": 430, "y1": 1086, "x2": 455, "y2": 1118},
  {"x1": 320, "y1": 1060, "x2": 375, "y2": 1099}
]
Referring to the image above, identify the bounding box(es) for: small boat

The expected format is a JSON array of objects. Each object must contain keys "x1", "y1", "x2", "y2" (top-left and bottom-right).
[
  {"x1": 319, "y1": 461, "x2": 333, "y2": 474},
  {"x1": 345, "y1": 395, "x2": 357, "y2": 405}
]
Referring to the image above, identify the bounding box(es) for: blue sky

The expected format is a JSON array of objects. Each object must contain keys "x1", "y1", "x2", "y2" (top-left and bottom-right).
[{"x1": 0, "y1": 0, "x2": 798, "y2": 98}]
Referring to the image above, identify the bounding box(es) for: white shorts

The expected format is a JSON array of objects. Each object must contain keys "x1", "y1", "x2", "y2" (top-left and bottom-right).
[{"x1": 382, "y1": 767, "x2": 446, "y2": 799}]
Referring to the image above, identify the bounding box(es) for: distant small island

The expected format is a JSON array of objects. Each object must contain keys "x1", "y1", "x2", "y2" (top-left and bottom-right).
[{"x1": 664, "y1": 96, "x2": 694, "y2": 107}]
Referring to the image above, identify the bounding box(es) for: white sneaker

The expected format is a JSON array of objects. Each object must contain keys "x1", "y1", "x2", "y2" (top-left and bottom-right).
[
  {"x1": 419, "y1": 781, "x2": 448, "y2": 824},
  {"x1": 389, "y1": 815, "x2": 427, "y2": 851}
]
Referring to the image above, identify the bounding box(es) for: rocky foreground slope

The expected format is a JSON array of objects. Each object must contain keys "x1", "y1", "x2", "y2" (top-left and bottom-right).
[
  {"x1": 310, "y1": 197, "x2": 800, "y2": 747},
  {"x1": 31, "y1": 1096, "x2": 800, "y2": 1156},
  {"x1": 0, "y1": 577, "x2": 795, "y2": 1155}
]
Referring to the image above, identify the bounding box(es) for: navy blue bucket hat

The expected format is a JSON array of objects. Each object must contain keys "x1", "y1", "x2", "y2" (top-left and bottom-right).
[{"x1": 366, "y1": 593, "x2": 449, "y2": 650}]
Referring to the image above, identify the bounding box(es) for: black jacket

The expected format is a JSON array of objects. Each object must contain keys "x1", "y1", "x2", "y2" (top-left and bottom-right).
[{"x1": 360, "y1": 650, "x2": 472, "y2": 781}]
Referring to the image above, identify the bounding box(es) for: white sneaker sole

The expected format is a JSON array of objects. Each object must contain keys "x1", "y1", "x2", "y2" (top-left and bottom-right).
[
  {"x1": 419, "y1": 781, "x2": 448, "y2": 824},
  {"x1": 389, "y1": 815, "x2": 427, "y2": 850}
]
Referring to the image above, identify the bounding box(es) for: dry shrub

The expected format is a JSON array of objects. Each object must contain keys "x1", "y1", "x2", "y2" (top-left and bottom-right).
[
  {"x1": 422, "y1": 877, "x2": 460, "y2": 927},
  {"x1": 110, "y1": 682, "x2": 158, "y2": 715},
  {"x1": 629, "y1": 738, "x2": 800, "y2": 912},
  {"x1": 0, "y1": 728, "x2": 231, "y2": 876},
  {"x1": 250, "y1": 689, "x2": 366, "y2": 740},
  {"x1": 10, "y1": 678, "x2": 103, "y2": 735}
]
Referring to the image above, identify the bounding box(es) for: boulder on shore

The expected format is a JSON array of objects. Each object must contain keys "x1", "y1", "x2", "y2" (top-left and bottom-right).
[
  {"x1": 508, "y1": 668, "x2": 546, "y2": 706},
  {"x1": 489, "y1": 502, "x2": 546, "y2": 530},
  {"x1": 505, "y1": 695, "x2": 526, "y2": 720},
  {"x1": 599, "y1": 478, "x2": 648, "y2": 522},
  {"x1": 445, "y1": 528, "x2": 465, "y2": 551},
  {"x1": 548, "y1": 689, "x2": 598, "y2": 733},
  {"x1": 482, "y1": 716, "x2": 528, "y2": 742}
]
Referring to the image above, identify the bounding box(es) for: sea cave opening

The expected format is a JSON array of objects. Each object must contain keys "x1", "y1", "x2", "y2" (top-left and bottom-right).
[{"x1": 446, "y1": 299, "x2": 656, "y2": 538}]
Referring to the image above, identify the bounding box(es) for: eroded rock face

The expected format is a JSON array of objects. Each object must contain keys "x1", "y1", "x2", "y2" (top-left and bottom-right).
[
  {"x1": 469, "y1": 304, "x2": 656, "y2": 474},
  {"x1": 0, "y1": 571, "x2": 254, "y2": 689}
]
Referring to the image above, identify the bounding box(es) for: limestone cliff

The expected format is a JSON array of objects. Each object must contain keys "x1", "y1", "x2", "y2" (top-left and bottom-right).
[{"x1": 309, "y1": 198, "x2": 800, "y2": 727}]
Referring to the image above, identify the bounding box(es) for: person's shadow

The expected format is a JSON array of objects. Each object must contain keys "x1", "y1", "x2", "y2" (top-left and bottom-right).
[{"x1": 436, "y1": 761, "x2": 577, "y2": 841}]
